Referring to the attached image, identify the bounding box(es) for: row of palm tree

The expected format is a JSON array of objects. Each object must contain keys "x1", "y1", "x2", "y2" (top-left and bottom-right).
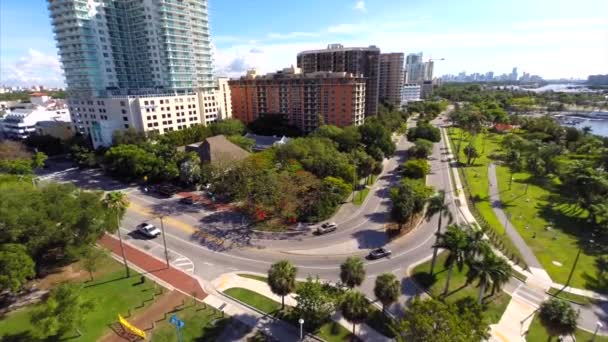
[
  {"x1": 433, "y1": 224, "x2": 512, "y2": 304},
  {"x1": 267, "y1": 257, "x2": 400, "y2": 338}
]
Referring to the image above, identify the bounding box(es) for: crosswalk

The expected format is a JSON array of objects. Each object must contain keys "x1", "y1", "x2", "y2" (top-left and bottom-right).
[
  {"x1": 513, "y1": 284, "x2": 547, "y2": 307},
  {"x1": 172, "y1": 256, "x2": 195, "y2": 274}
]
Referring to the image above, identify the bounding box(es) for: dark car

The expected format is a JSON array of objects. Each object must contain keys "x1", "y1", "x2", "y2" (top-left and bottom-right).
[
  {"x1": 179, "y1": 196, "x2": 195, "y2": 205},
  {"x1": 315, "y1": 222, "x2": 337, "y2": 235},
  {"x1": 367, "y1": 247, "x2": 392, "y2": 260},
  {"x1": 156, "y1": 184, "x2": 178, "y2": 197}
]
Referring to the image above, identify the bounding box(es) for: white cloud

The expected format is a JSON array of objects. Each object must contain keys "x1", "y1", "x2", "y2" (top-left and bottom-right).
[
  {"x1": 353, "y1": 1, "x2": 366, "y2": 12},
  {"x1": 0, "y1": 49, "x2": 64, "y2": 87},
  {"x1": 266, "y1": 31, "x2": 320, "y2": 39},
  {"x1": 327, "y1": 23, "x2": 366, "y2": 34}
]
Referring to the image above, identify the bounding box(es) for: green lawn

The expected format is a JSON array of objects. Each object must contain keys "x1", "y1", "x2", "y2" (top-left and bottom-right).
[
  {"x1": 151, "y1": 302, "x2": 230, "y2": 342},
  {"x1": 353, "y1": 175, "x2": 378, "y2": 206},
  {"x1": 547, "y1": 287, "x2": 595, "y2": 306},
  {"x1": 223, "y1": 287, "x2": 353, "y2": 341},
  {"x1": 447, "y1": 128, "x2": 604, "y2": 292},
  {"x1": 0, "y1": 256, "x2": 164, "y2": 341},
  {"x1": 237, "y1": 273, "x2": 269, "y2": 283},
  {"x1": 494, "y1": 164, "x2": 599, "y2": 290},
  {"x1": 526, "y1": 316, "x2": 608, "y2": 342},
  {"x1": 412, "y1": 252, "x2": 511, "y2": 324}
]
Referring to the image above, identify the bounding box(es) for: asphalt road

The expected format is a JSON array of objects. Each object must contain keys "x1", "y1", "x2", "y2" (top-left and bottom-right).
[{"x1": 38, "y1": 114, "x2": 462, "y2": 316}]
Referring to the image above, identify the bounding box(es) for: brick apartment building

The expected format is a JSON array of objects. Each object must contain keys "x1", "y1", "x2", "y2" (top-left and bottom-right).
[
  {"x1": 229, "y1": 66, "x2": 366, "y2": 133},
  {"x1": 297, "y1": 44, "x2": 380, "y2": 116}
]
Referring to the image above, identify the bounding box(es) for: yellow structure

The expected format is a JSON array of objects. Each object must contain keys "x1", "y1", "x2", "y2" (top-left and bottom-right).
[{"x1": 118, "y1": 314, "x2": 146, "y2": 339}]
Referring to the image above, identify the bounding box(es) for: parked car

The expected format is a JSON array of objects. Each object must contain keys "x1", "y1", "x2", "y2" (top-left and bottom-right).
[
  {"x1": 156, "y1": 184, "x2": 179, "y2": 197},
  {"x1": 137, "y1": 223, "x2": 161, "y2": 238},
  {"x1": 179, "y1": 196, "x2": 195, "y2": 205},
  {"x1": 315, "y1": 222, "x2": 338, "y2": 235},
  {"x1": 367, "y1": 247, "x2": 392, "y2": 260}
]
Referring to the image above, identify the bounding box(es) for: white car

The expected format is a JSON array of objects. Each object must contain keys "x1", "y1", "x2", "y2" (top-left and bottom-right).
[
  {"x1": 315, "y1": 222, "x2": 338, "y2": 235},
  {"x1": 137, "y1": 223, "x2": 161, "y2": 238}
]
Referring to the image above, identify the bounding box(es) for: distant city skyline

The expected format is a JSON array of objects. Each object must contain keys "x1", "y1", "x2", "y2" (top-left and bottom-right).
[{"x1": 1, "y1": 0, "x2": 607, "y2": 87}]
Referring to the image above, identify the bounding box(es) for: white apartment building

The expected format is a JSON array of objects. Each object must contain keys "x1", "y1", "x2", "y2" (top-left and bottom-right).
[
  {"x1": 0, "y1": 95, "x2": 70, "y2": 140},
  {"x1": 69, "y1": 88, "x2": 229, "y2": 148},
  {"x1": 401, "y1": 84, "x2": 422, "y2": 107}
]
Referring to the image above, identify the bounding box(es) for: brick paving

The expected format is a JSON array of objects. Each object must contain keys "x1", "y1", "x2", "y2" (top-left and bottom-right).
[{"x1": 99, "y1": 234, "x2": 207, "y2": 299}]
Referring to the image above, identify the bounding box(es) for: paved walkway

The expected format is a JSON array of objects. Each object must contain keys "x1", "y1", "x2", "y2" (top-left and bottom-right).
[
  {"x1": 487, "y1": 163, "x2": 552, "y2": 283},
  {"x1": 99, "y1": 234, "x2": 206, "y2": 299}
]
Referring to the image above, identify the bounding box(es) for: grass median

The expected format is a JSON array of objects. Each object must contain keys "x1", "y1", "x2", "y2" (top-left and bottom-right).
[
  {"x1": 526, "y1": 316, "x2": 608, "y2": 342},
  {"x1": 223, "y1": 287, "x2": 352, "y2": 342},
  {"x1": 412, "y1": 252, "x2": 510, "y2": 324}
]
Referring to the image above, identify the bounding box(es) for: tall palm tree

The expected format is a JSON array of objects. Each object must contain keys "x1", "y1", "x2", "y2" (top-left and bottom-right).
[
  {"x1": 433, "y1": 225, "x2": 469, "y2": 296},
  {"x1": 466, "y1": 251, "x2": 512, "y2": 304},
  {"x1": 267, "y1": 260, "x2": 297, "y2": 310},
  {"x1": 425, "y1": 190, "x2": 453, "y2": 275},
  {"x1": 340, "y1": 257, "x2": 366, "y2": 289},
  {"x1": 340, "y1": 290, "x2": 370, "y2": 340},
  {"x1": 465, "y1": 229, "x2": 491, "y2": 262},
  {"x1": 373, "y1": 273, "x2": 400, "y2": 314},
  {"x1": 102, "y1": 191, "x2": 130, "y2": 277}
]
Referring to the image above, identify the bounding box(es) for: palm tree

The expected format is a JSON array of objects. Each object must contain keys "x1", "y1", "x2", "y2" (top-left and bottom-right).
[
  {"x1": 340, "y1": 257, "x2": 366, "y2": 289},
  {"x1": 425, "y1": 190, "x2": 453, "y2": 275},
  {"x1": 433, "y1": 225, "x2": 469, "y2": 296},
  {"x1": 267, "y1": 260, "x2": 297, "y2": 310},
  {"x1": 538, "y1": 298, "x2": 579, "y2": 341},
  {"x1": 373, "y1": 273, "x2": 400, "y2": 314},
  {"x1": 102, "y1": 191, "x2": 130, "y2": 277},
  {"x1": 465, "y1": 229, "x2": 491, "y2": 261},
  {"x1": 340, "y1": 290, "x2": 370, "y2": 340},
  {"x1": 466, "y1": 251, "x2": 512, "y2": 304}
]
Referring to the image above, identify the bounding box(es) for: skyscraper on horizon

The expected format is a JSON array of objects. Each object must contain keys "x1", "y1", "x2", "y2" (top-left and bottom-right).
[
  {"x1": 48, "y1": 0, "x2": 214, "y2": 97},
  {"x1": 47, "y1": 0, "x2": 229, "y2": 148},
  {"x1": 378, "y1": 53, "x2": 404, "y2": 106},
  {"x1": 296, "y1": 44, "x2": 380, "y2": 116}
]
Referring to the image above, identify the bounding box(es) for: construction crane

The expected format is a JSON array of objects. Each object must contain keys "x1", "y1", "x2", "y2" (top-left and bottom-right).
[{"x1": 428, "y1": 58, "x2": 445, "y2": 62}]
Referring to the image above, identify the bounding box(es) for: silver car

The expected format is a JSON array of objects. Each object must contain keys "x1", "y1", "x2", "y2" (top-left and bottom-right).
[{"x1": 137, "y1": 223, "x2": 161, "y2": 238}]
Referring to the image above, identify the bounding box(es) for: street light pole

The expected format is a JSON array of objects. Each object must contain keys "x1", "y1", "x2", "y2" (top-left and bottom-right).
[
  {"x1": 566, "y1": 240, "x2": 593, "y2": 287},
  {"x1": 159, "y1": 215, "x2": 170, "y2": 267},
  {"x1": 299, "y1": 318, "x2": 304, "y2": 340},
  {"x1": 592, "y1": 321, "x2": 603, "y2": 342},
  {"x1": 116, "y1": 211, "x2": 130, "y2": 277}
]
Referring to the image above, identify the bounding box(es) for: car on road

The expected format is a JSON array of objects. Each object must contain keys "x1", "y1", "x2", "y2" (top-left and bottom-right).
[
  {"x1": 315, "y1": 222, "x2": 337, "y2": 235},
  {"x1": 136, "y1": 223, "x2": 161, "y2": 238},
  {"x1": 179, "y1": 196, "x2": 195, "y2": 205},
  {"x1": 156, "y1": 184, "x2": 179, "y2": 197},
  {"x1": 367, "y1": 247, "x2": 392, "y2": 260}
]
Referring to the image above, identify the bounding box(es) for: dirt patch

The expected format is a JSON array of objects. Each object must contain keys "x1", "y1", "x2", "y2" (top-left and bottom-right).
[
  {"x1": 100, "y1": 291, "x2": 186, "y2": 342},
  {"x1": 31, "y1": 263, "x2": 87, "y2": 291}
]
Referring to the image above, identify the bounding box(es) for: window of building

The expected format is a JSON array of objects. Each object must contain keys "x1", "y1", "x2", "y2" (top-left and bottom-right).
[
  {"x1": 123, "y1": 116, "x2": 128, "y2": 121},
  {"x1": 124, "y1": 124, "x2": 129, "y2": 129}
]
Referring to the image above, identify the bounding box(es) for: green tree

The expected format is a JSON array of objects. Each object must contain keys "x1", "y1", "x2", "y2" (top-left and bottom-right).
[
  {"x1": 227, "y1": 134, "x2": 255, "y2": 151},
  {"x1": 0, "y1": 244, "x2": 35, "y2": 293},
  {"x1": 102, "y1": 191, "x2": 130, "y2": 277},
  {"x1": 373, "y1": 273, "x2": 400, "y2": 314},
  {"x1": 268, "y1": 260, "x2": 297, "y2": 310},
  {"x1": 466, "y1": 251, "x2": 511, "y2": 304},
  {"x1": 433, "y1": 225, "x2": 469, "y2": 296},
  {"x1": 294, "y1": 276, "x2": 337, "y2": 331},
  {"x1": 179, "y1": 152, "x2": 202, "y2": 186},
  {"x1": 465, "y1": 229, "x2": 491, "y2": 260},
  {"x1": 104, "y1": 144, "x2": 161, "y2": 180},
  {"x1": 401, "y1": 159, "x2": 430, "y2": 179},
  {"x1": 407, "y1": 123, "x2": 441, "y2": 143},
  {"x1": 390, "y1": 297, "x2": 490, "y2": 342},
  {"x1": 209, "y1": 118, "x2": 246, "y2": 136},
  {"x1": 538, "y1": 298, "x2": 579, "y2": 341},
  {"x1": 359, "y1": 121, "x2": 396, "y2": 159},
  {"x1": 425, "y1": 190, "x2": 453, "y2": 275},
  {"x1": 340, "y1": 290, "x2": 370, "y2": 337},
  {"x1": 463, "y1": 144, "x2": 479, "y2": 166},
  {"x1": 408, "y1": 138, "x2": 434, "y2": 159},
  {"x1": 81, "y1": 247, "x2": 108, "y2": 282},
  {"x1": 340, "y1": 256, "x2": 366, "y2": 289},
  {"x1": 31, "y1": 283, "x2": 95, "y2": 338}
]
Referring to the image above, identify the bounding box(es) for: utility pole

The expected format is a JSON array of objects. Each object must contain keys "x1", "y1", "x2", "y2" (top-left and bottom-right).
[
  {"x1": 159, "y1": 215, "x2": 170, "y2": 267},
  {"x1": 116, "y1": 211, "x2": 130, "y2": 277}
]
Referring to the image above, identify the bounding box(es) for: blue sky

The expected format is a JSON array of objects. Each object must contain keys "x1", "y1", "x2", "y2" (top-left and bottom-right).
[{"x1": 1, "y1": 0, "x2": 607, "y2": 87}]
